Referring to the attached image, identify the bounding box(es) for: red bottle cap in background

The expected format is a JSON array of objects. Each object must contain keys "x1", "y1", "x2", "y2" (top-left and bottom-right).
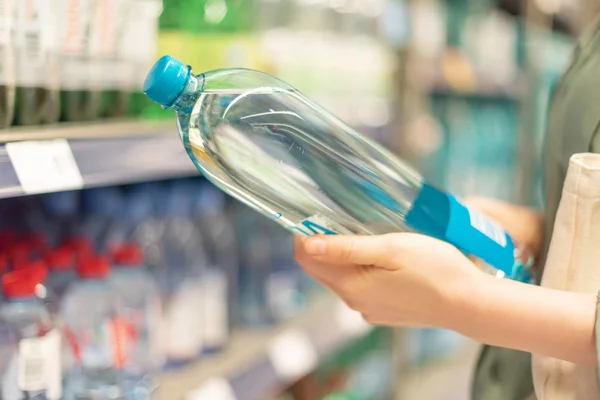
[
  {"x1": 44, "y1": 246, "x2": 75, "y2": 272},
  {"x1": 9, "y1": 242, "x2": 32, "y2": 266},
  {"x1": 23, "y1": 233, "x2": 48, "y2": 253},
  {"x1": 13, "y1": 260, "x2": 48, "y2": 280},
  {"x1": 111, "y1": 243, "x2": 143, "y2": 268},
  {"x1": 0, "y1": 229, "x2": 15, "y2": 251},
  {"x1": 0, "y1": 253, "x2": 8, "y2": 274},
  {"x1": 2, "y1": 263, "x2": 48, "y2": 298},
  {"x1": 63, "y1": 236, "x2": 94, "y2": 259},
  {"x1": 77, "y1": 256, "x2": 110, "y2": 279}
]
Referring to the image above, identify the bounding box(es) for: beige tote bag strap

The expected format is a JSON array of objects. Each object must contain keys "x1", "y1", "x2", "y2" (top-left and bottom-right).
[{"x1": 533, "y1": 153, "x2": 600, "y2": 400}]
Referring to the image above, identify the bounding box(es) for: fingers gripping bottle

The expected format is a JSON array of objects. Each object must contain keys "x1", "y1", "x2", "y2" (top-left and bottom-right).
[{"x1": 143, "y1": 56, "x2": 535, "y2": 283}]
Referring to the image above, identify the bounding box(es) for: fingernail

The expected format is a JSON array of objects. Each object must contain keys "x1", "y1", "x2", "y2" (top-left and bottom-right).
[{"x1": 304, "y1": 237, "x2": 326, "y2": 255}]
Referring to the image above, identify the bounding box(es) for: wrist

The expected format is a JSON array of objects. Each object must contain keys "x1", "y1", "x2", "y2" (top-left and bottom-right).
[{"x1": 440, "y1": 263, "x2": 493, "y2": 332}]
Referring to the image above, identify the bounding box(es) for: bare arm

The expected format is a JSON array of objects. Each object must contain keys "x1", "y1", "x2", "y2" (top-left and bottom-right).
[
  {"x1": 296, "y1": 231, "x2": 597, "y2": 366},
  {"x1": 454, "y1": 274, "x2": 597, "y2": 366}
]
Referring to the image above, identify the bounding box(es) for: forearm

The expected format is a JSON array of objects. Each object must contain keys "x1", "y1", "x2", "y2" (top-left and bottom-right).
[{"x1": 450, "y1": 275, "x2": 597, "y2": 365}]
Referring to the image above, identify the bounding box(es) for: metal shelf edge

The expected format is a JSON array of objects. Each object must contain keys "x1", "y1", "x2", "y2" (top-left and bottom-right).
[{"x1": 0, "y1": 121, "x2": 199, "y2": 198}]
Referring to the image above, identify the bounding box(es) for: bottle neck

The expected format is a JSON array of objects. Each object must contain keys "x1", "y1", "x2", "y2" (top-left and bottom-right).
[{"x1": 172, "y1": 73, "x2": 205, "y2": 114}]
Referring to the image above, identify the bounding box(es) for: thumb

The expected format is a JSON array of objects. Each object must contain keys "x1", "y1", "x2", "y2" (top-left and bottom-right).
[{"x1": 302, "y1": 234, "x2": 400, "y2": 267}]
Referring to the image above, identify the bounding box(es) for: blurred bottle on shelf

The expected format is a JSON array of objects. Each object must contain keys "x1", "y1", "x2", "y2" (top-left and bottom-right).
[
  {"x1": 0, "y1": 0, "x2": 15, "y2": 129},
  {"x1": 13, "y1": 0, "x2": 61, "y2": 126},
  {"x1": 57, "y1": 0, "x2": 102, "y2": 122},
  {"x1": 192, "y1": 181, "x2": 235, "y2": 350},
  {"x1": 126, "y1": 0, "x2": 162, "y2": 117},
  {"x1": 110, "y1": 243, "x2": 164, "y2": 398},
  {"x1": 11, "y1": 259, "x2": 59, "y2": 315},
  {"x1": 41, "y1": 191, "x2": 81, "y2": 248},
  {"x1": 81, "y1": 187, "x2": 123, "y2": 253},
  {"x1": 232, "y1": 204, "x2": 274, "y2": 327},
  {"x1": 157, "y1": 183, "x2": 206, "y2": 367},
  {"x1": 144, "y1": 56, "x2": 535, "y2": 282},
  {"x1": 140, "y1": 0, "x2": 178, "y2": 121},
  {"x1": 0, "y1": 265, "x2": 62, "y2": 400},
  {"x1": 0, "y1": 312, "x2": 18, "y2": 399},
  {"x1": 61, "y1": 256, "x2": 125, "y2": 400},
  {"x1": 44, "y1": 246, "x2": 76, "y2": 303},
  {"x1": 91, "y1": 0, "x2": 131, "y2": 118},
  {"x1": 265, "y1": 223, "x2": 306, "y2": 321}
]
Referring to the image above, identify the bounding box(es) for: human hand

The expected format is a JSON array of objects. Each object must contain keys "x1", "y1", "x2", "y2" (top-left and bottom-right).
[{"x1": 295, "y1": 233, "x2": 486, "y2": 329}]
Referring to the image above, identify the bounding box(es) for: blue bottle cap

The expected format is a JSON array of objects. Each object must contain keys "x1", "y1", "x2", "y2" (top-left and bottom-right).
[{"x1": 143, "y1": 55, "x2": 191, "y2": 108}]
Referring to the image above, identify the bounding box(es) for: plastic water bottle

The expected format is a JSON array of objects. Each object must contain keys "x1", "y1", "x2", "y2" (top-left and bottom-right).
[
  {"x1": 44, "y1": 246, "x2": 76, "y2": 302},
  {"x1": 81, "y1": 187, "x2": 123, "y2": 253},
  {"x1": 159, "y1": 183, "x2": 206, "y2": 366},
  {"x1": 90, "y1": 0, "x2": 131, "y2": 118},
  {"x1": 144, "y1": 56, "x2": 534, "y2": 282},
  {"x1": 109, "y1": 185, "x2": 155, "y2": 246},
  {"x1": 0, "y1": 0, "x2": 15, "y2": 128},
  {"x1": 232, "y1": 204, "x2": 277, "y2": 327},
  {"x1": 41, "y1": 191, "x2": 81, "y2": 248},
  {"x1": 61, "y1": 256, "x2": 124, "y2": 400},
  {"x1": 109, "y1": 243, "x2": 164, "y2": 397},
  {"x1": 0, "y1": 265, "x2": 62, "y2": 400},
  {"x1": 57, "y1": 0, "x2": 101, "y2": 122},
  {"x1": 0, "y1": 313, "x2": 19, "y2": 400},
  {"x1": 191, "y1": 181, "x2": 234, "y2": 351},
  {"x1": 13, "y1": 0, "x2": 60, "y2": 125},
  {"x1": 124, "y1": 0, "x2": 162, "y2": 117},
  {"x1": 11, "y1": 260, "x2": 60, "y2": 315}
]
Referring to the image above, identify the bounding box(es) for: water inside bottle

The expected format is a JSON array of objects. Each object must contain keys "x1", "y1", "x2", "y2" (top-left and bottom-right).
[{"x1": 183, "y1": 87, "x2": 420, "y2": 236}]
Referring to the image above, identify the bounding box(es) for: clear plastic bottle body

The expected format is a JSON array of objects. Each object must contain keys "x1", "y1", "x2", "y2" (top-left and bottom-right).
[
  {"x1": 146, "y1": 61, "x2": 533, "y2": 282},
  {"x1": 178, "y1": 70, "x2": 420, "y2": 237}
]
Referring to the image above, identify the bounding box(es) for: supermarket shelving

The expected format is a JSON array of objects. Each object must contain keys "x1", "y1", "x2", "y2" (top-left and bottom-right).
[
  {"x1": 155, "y1": 296, "x2": 373, "y2": 400},
  {"x1": 429, "y1": 75, "x2": 523, "y2": 101},
  {"x1": 0, "y1": 120, "x2": 199, "y2": 198}
]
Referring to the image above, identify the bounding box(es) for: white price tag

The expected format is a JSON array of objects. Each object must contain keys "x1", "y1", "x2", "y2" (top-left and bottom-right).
[
  {"x1": 7, "y1": 139, "x2": 84, "y2": 195},
  {"x1": 268, "y1": 329, "x2": 318, "y2": 381},
  {"x1": 17, "y1": 330, "x2": 62, "y2": 399},
  {"x1": 335, "y1": 300, "x2": 372, "y2": 338},
  {"x1": 186, "y1": 378, "x2": 236, "y2": 400}
]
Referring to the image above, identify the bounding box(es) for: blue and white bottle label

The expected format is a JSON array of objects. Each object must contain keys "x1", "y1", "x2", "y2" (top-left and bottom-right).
[{"x1": 445, "y1": 195, "x2": 515, "y2": 275}]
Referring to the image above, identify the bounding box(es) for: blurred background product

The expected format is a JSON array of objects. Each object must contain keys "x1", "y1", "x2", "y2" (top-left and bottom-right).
[
  {"x1": 0, "y1": 0, "x2": 15, "y2": 128},
  {"x1": 0, "y1": 0, "x2": 590, "y2": 399},
  {"x1": 13, "y1": 0, "x2": 60, "y2": 126}
]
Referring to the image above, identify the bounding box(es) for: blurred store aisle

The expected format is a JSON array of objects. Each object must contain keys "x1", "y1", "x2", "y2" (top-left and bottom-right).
[{"x1": 397, "y1": 339, "x2": 481, "y2": 400}]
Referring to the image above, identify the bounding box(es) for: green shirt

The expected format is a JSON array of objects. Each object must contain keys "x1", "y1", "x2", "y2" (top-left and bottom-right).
[{"x1": 472, "y1": 19, "x2": 600, "y2": 400}]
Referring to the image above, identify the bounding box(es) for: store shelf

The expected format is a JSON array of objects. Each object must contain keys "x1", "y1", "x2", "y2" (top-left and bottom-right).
[
  {"x1": 0, "y1": 120, "x2": 199, "y2": 198},
  {"x1": 429, "y1": 79, "x2": 522, "y2": 100},
  {"x1": 155, "y1": 296, "x2": 373, "y2": 400}
]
